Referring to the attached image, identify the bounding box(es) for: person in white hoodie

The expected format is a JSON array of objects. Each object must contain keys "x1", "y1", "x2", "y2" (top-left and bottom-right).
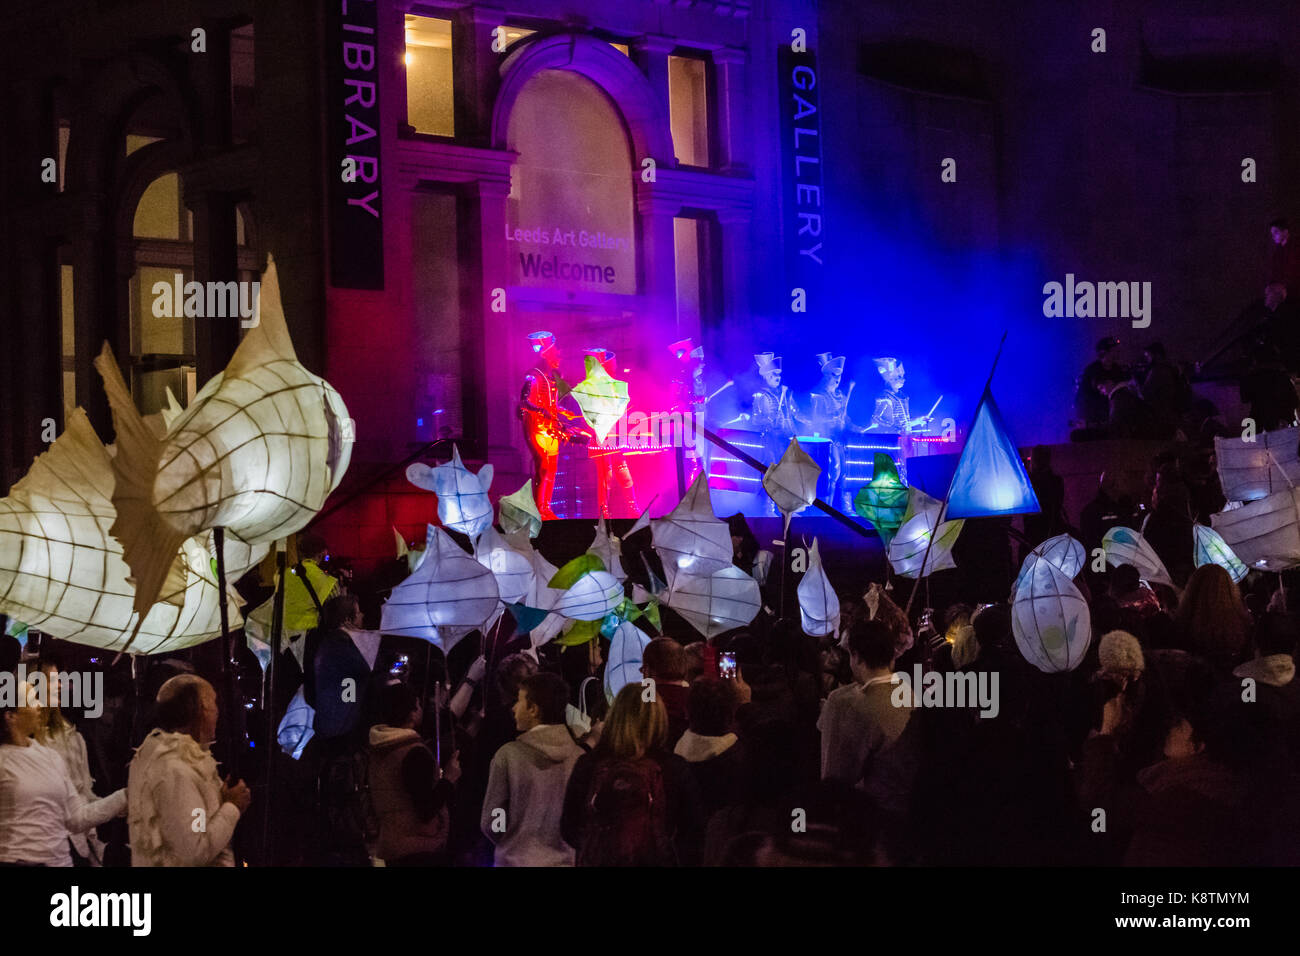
[
  {"x1": 127, "y1": 674, "x2": 251, "y2": 866},
  {"x1": 481, "y1": 672, "x2": 584, "y2": 866}
]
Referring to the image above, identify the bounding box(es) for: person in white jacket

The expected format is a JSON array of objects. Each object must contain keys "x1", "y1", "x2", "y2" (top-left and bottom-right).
[
  {"x1": 0, "y1": 680, "x2": 126, "y2": 866},
  {"x1": 481, "y1": 672, "x2": 584, "y2": 866},
  {"x1": 34, "y1": 660, "x2": 108, "y2": 865},
  {"x1": 127, "y1": 674, "x2": 251, "y2": 867}
]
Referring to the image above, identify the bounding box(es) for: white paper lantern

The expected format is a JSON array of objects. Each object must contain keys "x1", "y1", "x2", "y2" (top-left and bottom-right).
[
  {"x1": 474, "y1": 525, "x2": 535, "y2": 605},
  {"x1": 887, "y1": 503, "x2": 964, "y2": 579},
  {"x1": 1101, "y1": 527, "x2": 1174, "y2": 587},
  {"x1": 380, "y1": 525, "x2": 500, "y2": 649},
  {"x1": 552, "y1": 570, "x2": 624, "y2": 622},
  {"x1": 499, "y1": 480, "x2": 543, "y2": 538},
  {"x1": 797, "y1": 538, "x2": 840, "y2": 637},
  {"x1": 588, "y1": 517, "x2": 627, "y2": 582},
  {"x1": 1211, "y1": 488, "x2": 1300, "y2": 572},
  {"x1": 665, "y1": 564, "x2": 761, "y2": 639},
  {"x1": 93, "y1": 256, "x2": 351, "y2": 621},
  {"x1": 1013, "y1": 533, "x2": 1086, "y2": 594},
  {"x1": 763, "y1": 438, "x2": 821, "y2": 530},
  {"x1": 1012, "y1": 558, "x2": 1092, "y2": 673},
  {"x1": 0, "y1": 409, "x2": 264, "y2": 655},
  {"x1": 1192, "y1": 523, "x2": 1248, "y2": 583},
  {"x1": 652, "y1": 472, "x2": 733, "y2": 580},
  {"x1": 604, "y1": 620, "x2": 651, "y2": 702},
  {"x1": 1214, "y1": 427, "x2": 1300, "y2": 502},
  {"x1": 407, "y1": 444, "x2": 494, "y2": 540}
]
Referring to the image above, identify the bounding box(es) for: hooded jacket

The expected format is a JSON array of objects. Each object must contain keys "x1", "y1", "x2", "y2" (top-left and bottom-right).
[
  {"x1": 481, "y1": 723, "x2": 583, "y2": 866},
  {"x1": 368, "y1": 724, "x2": 452, "y2": 863}
]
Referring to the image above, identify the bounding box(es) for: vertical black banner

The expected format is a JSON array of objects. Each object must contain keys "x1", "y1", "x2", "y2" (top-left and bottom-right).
[
  {"x1": 327, "y1": 0, "x2": 384, "y2": 289},
  {"x1": 777, "y1": 46, "x2": 824, "y2": 319}
]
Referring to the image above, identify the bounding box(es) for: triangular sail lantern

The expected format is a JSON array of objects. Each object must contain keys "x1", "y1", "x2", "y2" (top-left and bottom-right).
[
  {"x1": 665, "y1": 565, "x2": 761, "y2": 639},
  {"x1": 380, "y1": 525, "x2": 500, "y2": 650},
  {"x1": 945, "y1": 388, "x2": 1040, "y2": 519},
  {"x1": 762, "y1": 438, "x2": 821, "y2": 532},
  {"x1": 651, "y1": 472, "x2": 734, "y2": 579}
]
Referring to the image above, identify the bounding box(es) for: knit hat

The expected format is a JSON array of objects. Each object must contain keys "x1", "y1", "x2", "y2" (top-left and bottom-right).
[{"x1": 1098, "y1": 630, "x2": 1145, "y2": 677}]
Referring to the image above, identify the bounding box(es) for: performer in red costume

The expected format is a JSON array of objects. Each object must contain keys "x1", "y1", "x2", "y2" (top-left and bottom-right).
[
  {"x1": 518, "y1": 331, "x2": 590, "y2": 519},
  {"x1": 583, "y1": 347, "x2": 640, "y2": 519}
]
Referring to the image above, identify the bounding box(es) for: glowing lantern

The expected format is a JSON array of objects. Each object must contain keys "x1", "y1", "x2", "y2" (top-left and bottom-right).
[
  {"x1": 1101, "y1": 527, "x2": 1174, "y2": 587},
  {"x1": 406, "y1": 444, "x2": 494, "y2": 540},
  {"x1": 244, "y1": 557, "x2": 339, "y2": 647},
  {"x1": 887, "y1": 492, "x2": 964, "y2": 578},
  {"x1": 499, "y1": 480, "x2": 543, "y2": 538},
  {"x1": 570, "y1": 355, "x2": 630, "y2": 442},
  {"x1": 93, "y1": 255, "x2": 351, "y2": 624},
  {"x1": 474, "y1": 525, "x2": 535, "y2": 605},
  {"x1": 763, "y1": 438, "x2": 821, "y2": 531},
  {"x1": 945, "y1": 388, "x2": 1040, "y2": 519},
  {"x1": 380, "y1": 525, "x2": 499, "y2": 650},
  {"x1": 1012, "y1": 558, "x2": 1092, "y2": 673},
  {"x1": 1013, "y1": 533, "x2": 1086, "y2": 594},
  {"x1": 652, "y1": 472, "x2": 734, "y2": 582},
  {"x1": 604, "y1": 620, "x2": 652, "y2": 702},
  {"x1": 796, "y1": 538, "x2": 840, "y2": 637},
  {"x1": 853, "y1": 454, "x2": 909, "y2": 546},
  {"x1": 552, "y1": 570, "x2": 624, "y2": 622},
  {"x1": 588, "y1": 518, "x2": 627, "y2": 582},
  {"x1": 1214, "y1": 427, "x2": 1300, "y2": 502},
  {"x1": 665, "y1": 565, "x2": 761, "y2": 639},
  {"x1": 1210, "y1": 488, "x2": 1300, "y2": 572},
  {"x1": 1192, "y1": 524, "x2": 1248, "y2": 583},
  {"x1": 0, "y1": 409, "x2": 263, "y2": 654}
]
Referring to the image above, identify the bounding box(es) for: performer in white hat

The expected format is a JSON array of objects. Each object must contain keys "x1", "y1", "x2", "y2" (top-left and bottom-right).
[
  {"x1": 750, "y1": 352, "x2": 797, "y2": 514},
  {"x1": 798, "y1": 352, "x2": 867, "y2": 512}
]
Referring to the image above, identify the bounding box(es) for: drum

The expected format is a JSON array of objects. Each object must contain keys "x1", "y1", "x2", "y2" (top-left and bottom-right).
[{"x1": 795, "y1": 435, "x2": 833, "y2": 502}]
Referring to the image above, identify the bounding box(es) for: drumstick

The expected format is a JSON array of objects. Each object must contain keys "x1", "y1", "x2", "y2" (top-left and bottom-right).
[{"x1": 925, "y1": 395, "x2": 943, "y2": 418}]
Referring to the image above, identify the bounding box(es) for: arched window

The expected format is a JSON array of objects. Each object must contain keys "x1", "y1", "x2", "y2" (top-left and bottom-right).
[
  {"x1": 505, "y1": 69, "x2": 636, "y2": 295},
  {"x1": 129, "y1": 167, "x2": 196, "y2": 414}
]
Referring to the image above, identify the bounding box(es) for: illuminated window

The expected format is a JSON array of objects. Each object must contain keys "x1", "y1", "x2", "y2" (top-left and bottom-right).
[
  {"x1": 506, "y1": 69, "x2": 636, "y2": 294},
  {"x1": 668, "y1": 55, "x2": 710, "y2": 167},
  {"x1": 130, "y1": 170, "x2": 196, "y2": 412},
  {"x1": 126, "y1": 133, "x2": 161, "y2": 157},
  {"x1": 610, "y1": 42, "x2": 630, "y2": 57},
  {"x1": 405, "y1": 15, "x2": 454, "y2": 136},
  {"x1": 674, "y1": 218, "x2": 701, "y2": 327}
]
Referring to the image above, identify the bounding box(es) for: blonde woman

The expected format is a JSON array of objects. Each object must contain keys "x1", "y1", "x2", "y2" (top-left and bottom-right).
[
  {"x1": 0, "y1": 681, "x2": 126, "y2": 867},
  {"x1": 33, "y1": 661, "x2": 108, "y2": 865},
  {"x1": 560, "y1": 683, "x2": 704, "y2": 866}
]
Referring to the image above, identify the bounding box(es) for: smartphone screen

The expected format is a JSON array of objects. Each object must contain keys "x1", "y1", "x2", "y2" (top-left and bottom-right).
[{"x1": 719, "y1": 652, "x2": 737, "y2": 679}]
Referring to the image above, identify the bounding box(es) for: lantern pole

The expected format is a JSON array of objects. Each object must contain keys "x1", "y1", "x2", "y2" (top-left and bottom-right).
[
  {"x1": 212, "y1": 525, "x2": 243, "y2": 866},
  {"x1": 904, "y1": 333, "x2": 1009, "y2": 620},
  {"x1": 261, "y1": 540, "x2": 287, "y2": 862}
]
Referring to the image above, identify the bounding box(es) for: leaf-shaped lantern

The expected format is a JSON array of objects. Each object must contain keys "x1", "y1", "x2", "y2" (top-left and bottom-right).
[
  {"x1": 762, "y1": 438, "x2": 821, "y2": 532},
  {"x1": 500, "y1": 480, "x2": 543, "y2": 538},
  {"x1": 1192, "y1": 523, "x2": 1248, "y2": 583},
  {"x1": 1101, "y1": 526, "x2": 1174, "y2": 588},
  {"x1": 665, "y1": 565, "x2": 761, "y2": 639},
  {"x1": 1012, "y1": 558, "x2": 1092, "y2": 673},
  {"x1": 853, "y1": 453, "x2": 909, "y2": 546},
  {"x1": 570, "y1": 355, "x2": 630, "y2": 443},
  {"x1": 379, "y1": 525, "x2": 499, "y2": 650},
  {"x1": 604, "y1": 619, "x2": 652, "y2": 702},
  {"x1": 651, "y1": 472, "x2": 733, "y2": 582},
  {"x1": 796, "y1": 538, "x2": 840, "y2": 637}
]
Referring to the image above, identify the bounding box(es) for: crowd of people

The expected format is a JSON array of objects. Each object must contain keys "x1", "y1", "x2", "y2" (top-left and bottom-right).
[
  {"x1": 3, "y1": 454, "x2": 1298, "y2": 867},
  {"x1": 1073, "y1": 216, "x2": 1300, "y2": 439}
]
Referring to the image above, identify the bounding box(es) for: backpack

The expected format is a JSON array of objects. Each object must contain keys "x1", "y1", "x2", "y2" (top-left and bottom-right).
[{"x1": 577, "y1": 756, "x2": 676, "y2": 867}]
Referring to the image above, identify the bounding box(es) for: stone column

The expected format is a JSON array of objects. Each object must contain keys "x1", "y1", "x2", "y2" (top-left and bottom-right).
[
  {"x1": 453, "y1": 5, "x2": 504, "y2": 147},
  {"x1": 712, "y1": 47, "x2": 749, "y2": 174}
]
